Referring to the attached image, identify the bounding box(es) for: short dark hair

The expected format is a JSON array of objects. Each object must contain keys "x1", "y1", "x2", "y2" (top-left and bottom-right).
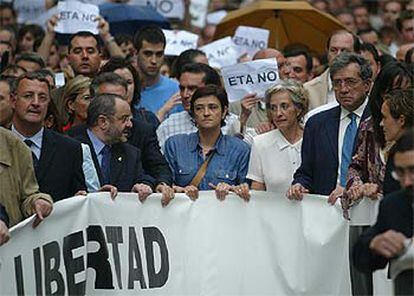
[
  {"x1": 326, "y1": 30, "x2": 361, "y2": 53},
  {"x1": 406, "y1": 47, "x2": 414, "y2": 64},
  {"x1": 133, "y1": 25, "x2": 166, "y2": 51},
  {"x1": 99, "y1": 57, "x2": 141, "y2": 106},
  {"x1": 114, "y1": 33, "x2": 133, "y2": 46},
  {"x1": 383, "y1": 88, "x2": 414, "y2": 129},
  {"x1": 86, "y1": 94, "x2": 120, "y2": 127},
  {"x1": 396, "y1": 10, "x2": 414, "y2": 32},
  {"x1": 357, "y1": 28, "x2": 378, "y2": 37},
  {"x1": 17, "y1": 24, "x2": 45, "y2": 52},
  {"x1": 190, "y1": 85, "x2": 228, "y2": 127},
  {"x1": 284, "y1": 49, "x2": 313, "y2": 73},
  {"x1": 179, "y1": 63, "x2": 222, "y2": 87},
  {"x1": 68, "y1": 31, "x2": 101, "y2": 53},
  {"x1": 171, "y1": 49, "x2": 207, "y2": 78},
  {"x1": 393, "y1": 129, "x2": 414, "y2": 155},
  {"x1": 360, "y1": 42, "x2": 380, "y2": 62},
  {"x1": 90, "y1": 72, "x2": 128, "y2": 98},
  {"x1": 12, "y1": 71, "x2": 51, "y2": 94},
  {"x1": 15, "y1": 52, "x2": 46, "y2": 69},
  {"x1": 330, "y1": 52, "x2": 373, "y2": 81},
  {"x1": 0, "y1": 3, "x2": 16, "y2": 17}
]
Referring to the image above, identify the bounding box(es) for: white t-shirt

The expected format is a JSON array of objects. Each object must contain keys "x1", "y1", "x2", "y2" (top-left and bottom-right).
[{"x1": 247, "y1": 129, "x2": 302, "y2": 193}]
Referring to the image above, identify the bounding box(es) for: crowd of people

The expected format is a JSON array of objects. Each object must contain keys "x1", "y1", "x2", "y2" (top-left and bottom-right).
[{"x1": 0, "y1": 0, "x2": 413, "y2": 295}]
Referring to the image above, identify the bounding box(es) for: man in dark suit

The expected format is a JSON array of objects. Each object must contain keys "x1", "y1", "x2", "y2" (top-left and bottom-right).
[
  {"x1": 287, "y1": 52, "x2": 373, "y2": 296},
  {"x1": 11, "y1": 72, "x2": 86, "y2": 201},
  {"x1": 69, "y1": 72, "x2": 174, "y2": 204},
  {"x1": 353, "y1": 130, "x2": 414, "y2": 295},
  {"x1": 0, "y1": 203, "x2": 9, "y2": 246}
]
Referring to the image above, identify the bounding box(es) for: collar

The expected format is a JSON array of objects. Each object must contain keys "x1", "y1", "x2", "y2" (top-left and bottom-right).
[
  {"x1": 87, "y1": 128, "x2": 107, "y2": 155},
  {"x1": 12, "y1": 125, "x2": 44, "y2": 149},
  {"x1": 190, "y1": 132, "x2": 225, "y2": 156},
  {"x1": 327, "y1": 71, "x2": 333, "y2": 92},
  {"x1": 340, "y1": 97, "x2": 368, "y2": 121},
  {"x1": 274, "y1": 129, "x2": 302, "y2": 152}
]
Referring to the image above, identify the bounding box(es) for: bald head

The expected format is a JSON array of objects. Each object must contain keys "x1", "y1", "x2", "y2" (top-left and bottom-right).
[{"x1": 253, "y1": 48, "x2": 290, "y2": 79}]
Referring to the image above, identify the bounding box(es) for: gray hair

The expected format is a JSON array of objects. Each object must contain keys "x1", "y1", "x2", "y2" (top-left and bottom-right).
[
  {"x1": 86, "y1": 93, "x2": 121, "y2": 127},
  {"x1": 265, "y1": 79, "x2": 309, "y2": 122},
  {"x1": 90, "y1": 72, "x2": 128, "y2": 98},
  {"x1": 330, "y1": 52, "x2": 372, "y2": 81}
]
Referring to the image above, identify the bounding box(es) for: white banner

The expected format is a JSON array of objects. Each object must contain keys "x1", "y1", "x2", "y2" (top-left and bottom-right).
[
  {"x1": 189, "y1": 0, "x2": 209, "y2": 28},
  {"x1": 163, "y1": 30, "x2": 199, "y2": 56},
  {"x1": 233, "y1": 26, "x2": 269, "y2": 58},
  {"x1": 222, "y1": 58, "x2": 279, "y2": 102},
  {"x1": 14, "y1": 0, "x2": 46, "y2": 24},
  {"x1": 131, "y1": 0, "x2": 185, "y2": 20},
  {"x1": 55, "y1": 1, "x2": 100, "y2": 35},
  {"x1": 0, "y1": 192, "x2": 351, "y2": 295},
  {"x1": 200, "y1": 37, "x2": 240, "y2": 69}
]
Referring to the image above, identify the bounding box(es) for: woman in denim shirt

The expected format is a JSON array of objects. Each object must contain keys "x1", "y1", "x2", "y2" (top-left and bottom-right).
[{"x1": 164, "y1": 85, "x2": 251, "y2": 201}]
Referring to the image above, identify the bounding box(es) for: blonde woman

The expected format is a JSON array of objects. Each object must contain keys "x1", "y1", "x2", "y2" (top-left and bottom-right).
[{"x1": 247, "y1": 80, "x2": 309, "y2": 193}]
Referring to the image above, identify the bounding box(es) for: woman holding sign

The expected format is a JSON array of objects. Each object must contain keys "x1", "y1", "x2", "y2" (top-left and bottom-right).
[
  {"x1": 247, "y1": 80, "x2": 309, "y2": 193},
  {"x1": 164, "y1": 85, "x2": 251, "y2": 202}
]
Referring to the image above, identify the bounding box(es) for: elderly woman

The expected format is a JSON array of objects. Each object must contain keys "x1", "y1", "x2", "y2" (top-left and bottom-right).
[
  {"x1": 62, "y1": 75, "x2": 91, "y2": 132},
  {"x1": 247, "y1": 80, "x2": 309, "y2": 193},
  {"x1": 164, "y1": 85, "x2": 251, "y2": 201}
]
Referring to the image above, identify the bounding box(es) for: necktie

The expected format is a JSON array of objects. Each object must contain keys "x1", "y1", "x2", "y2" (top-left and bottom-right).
[
  {"x1": 24, "y1": 139, "x2": 39, "y2": 169},
  {"x1": 100, "y1": 145, "x2": 111, "y2": 185},
  {"x1": 340, "y1": 113, "x2": 357, "y2": 186}
]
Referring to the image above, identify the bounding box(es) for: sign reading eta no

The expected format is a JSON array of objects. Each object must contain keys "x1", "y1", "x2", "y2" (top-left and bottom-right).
[{"x1": 146, "y1": 0, "x2": 184, "y2": 20}]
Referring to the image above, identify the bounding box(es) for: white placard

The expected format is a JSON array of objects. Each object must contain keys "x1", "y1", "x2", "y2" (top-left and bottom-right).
[
  {"x1": 233, "y1": 26, "x2": 270, "y2": 58},
  {"x1": 199, "y1": 37, "x2": 240, "y2": 69},
  {"x1": 222, "y1": 58, "x2": 279, "y2": 102},
  {"x1": 55, "y1": 72, "x2": 66, "y2": 88},
  {"x1": 131, "y1": 0, "x2": 185, "y2": 20},
  {"x1": 163, "y1": 30, "x2": 199, "y2": 56},
  {"x1": 206, "y1": 10, "x2": 227, "y2": 25},
  {"x1": 14, "y1": 0, "x2": 46, "y2": 24},
  {"x1": 189, "y1": 0, "x2": 209, "y2": 28},
  {"x1": 55, "y1": 1, "x2": 100, "y2": 35}
]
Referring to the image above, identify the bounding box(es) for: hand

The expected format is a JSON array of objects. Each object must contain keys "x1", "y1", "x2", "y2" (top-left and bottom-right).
[
  {"x1": 230, "y1": 183, "x2": 250, "y2": 201},
  {"x1": 286, "y1": 183, "x2": 309, "y2": 201},
  {"x1": 32, "y1": 199, "x2": 53, "y2": 228},
  {"x1": 255, "y1": 122, "x2": 275, "y2": 135},
  {"x1": 0, "y1": 220, "x2": 9, "y2": 246},
  {"x1": 46, "y1": 14, "x2": 59, "y2": 34},
  {"x1": 209, "y1": 182, "x2": 232, "y2": 201},
  {"x1": 132, "y1": 183, "x2": 153, "y2": 203},
  {"x1": 95, "y1": 16, "x2": 111, "y2": 41},
  {"x1": 157, "y1": 92, "x2": 181, "y2": 121},
  {"x1": 175, "y1": 185, "x2": 199, "y2": 201},
  {"x1": 156, "y1": 183, "x2": 175, "y2": 207},
  {"x1": 362, "y1": 183, "x2": 380, "y2": 200},
  {"x1": 75, "y1": 190, "x2": 88, "y2": 196},
  {"x1": 347, "y1": 184, "x2": 364, "y2": 201},
  {"x1": 328, "y1": 185, "x2": 344, "y2": 205},
  {"x1": 369, "y1": 230, "x2": 407, "y2": 259},
  {"x1": 240, "y1": 93, "x2": 259, "y2": 123},
  {"x1": 99, "y1": 184, "x2": 118, "y2": 200}
]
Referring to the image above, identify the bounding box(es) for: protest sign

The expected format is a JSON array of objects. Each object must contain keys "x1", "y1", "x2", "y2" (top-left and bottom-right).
[
  {"x1": 0, "y1": 191, "x2": 352, "y2": 295},
  {"x1": 163, "y1": 30, "x2": 198, "y2": 56},
  {"x1": 14, "y1": 0, "x2": 46, "y2": 24},
  {"x1": 189, "y1": 0, "x2": 209, "y2": 28},
  {"x1": 206, "y1": 10, "x2": 227, "y2": 25},
  {"x1": 233, "y1": 26, "x2": 269, "y2": 58},
  {"x1": 199, "y1": 37, "x2": 239, "y2": 69},
  {"x1": 131, "y1": 0, "x2": 185, "y2": 20},
  {"x1": 222, "y1": 58, "x2": 279, "y2": 102},
  {"x1": 55, "y1": 1, "x2": 100, "y2": 35}
]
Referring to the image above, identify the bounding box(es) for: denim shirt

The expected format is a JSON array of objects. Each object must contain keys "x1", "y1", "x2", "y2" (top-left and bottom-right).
[{"x1": 164, "y1": 132, "x2": 250, "y2": 190}]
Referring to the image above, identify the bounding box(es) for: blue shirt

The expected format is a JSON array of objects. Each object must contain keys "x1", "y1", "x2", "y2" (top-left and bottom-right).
[
  {"x1": 136, "y1": 75, "x2": 183, "y2": 116},
  {"x1": 87, "y1": 128, "x2": 107, "y2": 167},
  {"x1": 164, "y1": 132, "x2": 251, "y2": 190}
]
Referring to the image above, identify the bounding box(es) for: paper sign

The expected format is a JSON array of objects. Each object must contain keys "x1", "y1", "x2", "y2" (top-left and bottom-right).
[
  {"x1": 55, "y1": 72, "x2": 66, "y2": 88},
  {"x1": 199, "y1": 37, "x2": 240, "y2": 69},
  {"x1": 233, "y1": 26, "x2": 269, "y2": 58},
  {"x1": 221, "y1": 58, "x2": 279, "y2": 102},
  {"x1": 207, "y1": 10, "x2": 227, "y2": 25},
  {"x1": 131, "y1": 0, "x2": 185, "y2": 20},
  {"x1": 189, "y1": 0, "x2": 209, "y2": 28},
  {"x1": 55, "y1": 1, "x2": 100, "y2": 35},
  {"x1": 14, "y1": 0, "x2": 46, "y2": 24},
  {"x1": 163, "y1": 30, "x2": 198, "y2": 56}
]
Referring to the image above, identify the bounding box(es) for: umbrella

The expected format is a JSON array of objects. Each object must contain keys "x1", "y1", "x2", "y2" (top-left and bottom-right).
[
  {"x1": 99, "y1": 3, "x2": 170, "y2": 37},
  {"x1": 214, "y1": 1, "x2": 346, "y2": 56}
]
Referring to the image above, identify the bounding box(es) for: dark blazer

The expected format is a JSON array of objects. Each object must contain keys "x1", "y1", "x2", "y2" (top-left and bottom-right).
[
  {"x1": 0, "y1": 203, "x2": 9, "y2": 227},
  {"x1": 353, "y1": 189, "x2": 413, "y2": 273},
  {"x1": 69, "y1": 126, "x2": 154, "y2": 191},
  {"x1": 293, "y1": 105, "x2": 370, "y2": 195},
  {"x1": 68, "y1": 118, "x2": 172, "y2": 186},
  {"x1": 36, "y1": 129, "x2": 86, "y2": 201}
]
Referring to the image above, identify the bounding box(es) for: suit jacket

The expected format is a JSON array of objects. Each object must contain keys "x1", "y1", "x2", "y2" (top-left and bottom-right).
[
  {"x1": 69, "y1": 126, "x2": 154, "y2": 191},
  {"x1": 68, "y1": 119, "x2": 172, "y2": 186},
  {"x1": 36, "y1": 129, "x2": 86, "y2": 201},
  {"x1": 293, "y1": 105, "x2": 370, "y2": 195},
  {"x1": 353, "y1": 189, "x2": 413, "y2": 273},
  {"x1": 304, "y1": 68, "x2": 330, "y2": 110},
  {"x1": 0, "y1": 203, "x2": 9, "y2": 227}
]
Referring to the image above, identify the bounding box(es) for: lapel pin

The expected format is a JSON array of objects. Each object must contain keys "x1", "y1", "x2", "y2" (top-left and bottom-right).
[{"x1": 118, "y1": 157, "x2": 122, "y2": 162}]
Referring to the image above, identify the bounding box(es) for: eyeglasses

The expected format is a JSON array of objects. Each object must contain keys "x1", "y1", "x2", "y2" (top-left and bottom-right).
[
  {"x1": 332, "y1": 78, "x2": 362, "y2": 90},
  {"x1": 391, "y1": 165, "x2": 414, "y2": 181}
]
